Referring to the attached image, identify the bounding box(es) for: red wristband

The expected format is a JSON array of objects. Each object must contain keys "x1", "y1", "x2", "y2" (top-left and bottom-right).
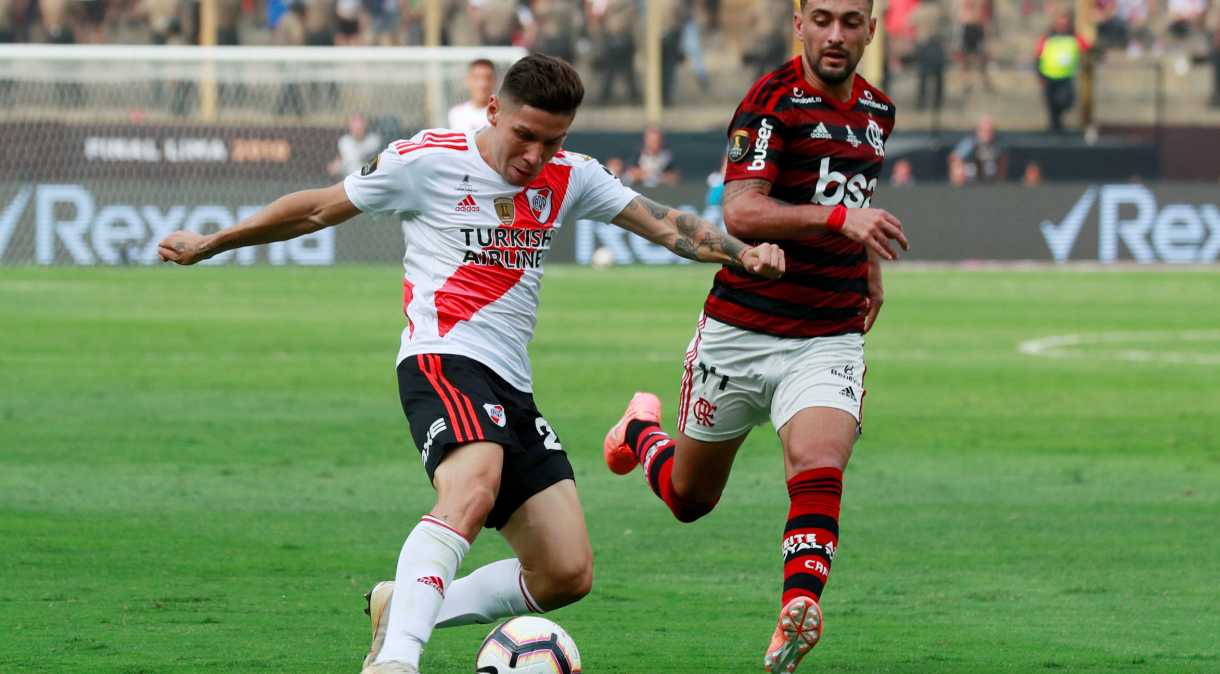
[{"x1": 826, "y1": 204, "x2": 848, "y2": 232}]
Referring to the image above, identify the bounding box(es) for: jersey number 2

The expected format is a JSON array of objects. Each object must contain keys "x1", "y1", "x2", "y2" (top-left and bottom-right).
[{"x1": 535, "y1": 417, "x2": 563, "y2": 451}]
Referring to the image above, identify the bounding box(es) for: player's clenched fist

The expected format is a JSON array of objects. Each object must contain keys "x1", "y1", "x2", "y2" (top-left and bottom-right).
[
  {"x1": 840, "y1": 208, "x2": 909, "y2": 261},
  {"x1": 741, "y1": 243, "x2": 785, "y2": 279},
  {"x1": 158, "y1": 230, "x2": 210, "y2": 265}
]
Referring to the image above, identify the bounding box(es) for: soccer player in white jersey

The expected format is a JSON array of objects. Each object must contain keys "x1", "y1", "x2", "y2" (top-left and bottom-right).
[{"x1": 158, "y1": 54, "x2": 784, "y2": 674}]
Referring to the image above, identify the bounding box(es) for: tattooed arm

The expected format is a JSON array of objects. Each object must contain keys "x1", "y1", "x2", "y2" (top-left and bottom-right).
[
  {"x1": 611, "y1": 195, "x2": 785, "y2": 278},
  {"x1": 723, "y1": 178, "x2": 910, "y2": 261}
]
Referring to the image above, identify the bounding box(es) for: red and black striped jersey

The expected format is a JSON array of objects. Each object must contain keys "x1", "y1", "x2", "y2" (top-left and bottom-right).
[{"x1": 707, "y1": 56, "x2": 895, "y2": 338}]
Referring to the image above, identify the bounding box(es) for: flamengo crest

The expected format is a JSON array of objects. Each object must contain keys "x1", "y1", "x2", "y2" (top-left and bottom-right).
[{"x1": 866, "y1": 119, "x2": 885, "y2": 157}]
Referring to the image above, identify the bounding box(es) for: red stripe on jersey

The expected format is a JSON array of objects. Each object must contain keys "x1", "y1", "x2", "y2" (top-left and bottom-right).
[
  {"x1": 396, "y1": 142, "x2": 467, "y2": 156},
  {"x1": 717, "y1": 272, "x2": 866, "y2": 308},
  {"x1": 432, "y1": 163, "x2": 574, "y2": 337},
  {"x1": 704, "y1": 294, "x2": 864, "y2": 338},
  {"x1": 417, "y1": 355, "x2": 467, "y2": 443},
  {"x1": 403, "y1": 277, "x2": 415, "y2": 337},
  {"x1": 429, "y1": 354, "x2": 484, "y2": 440}
]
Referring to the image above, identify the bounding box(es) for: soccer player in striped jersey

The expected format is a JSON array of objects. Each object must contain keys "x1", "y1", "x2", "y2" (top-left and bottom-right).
[
  {"x1": 158, "y1": 55, "x2": 783, "y2": 674},
  {"x1": 603, "y1": 0, "x2": 909, "y2": 671}
]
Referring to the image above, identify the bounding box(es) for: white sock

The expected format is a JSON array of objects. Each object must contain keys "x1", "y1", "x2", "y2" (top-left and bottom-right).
[
  {"x1": 434, "y1": 558, "x2": 543, "y2": 628},
  {"x1": 376, "y1": 515, "x2": 470, "y2": 666}
]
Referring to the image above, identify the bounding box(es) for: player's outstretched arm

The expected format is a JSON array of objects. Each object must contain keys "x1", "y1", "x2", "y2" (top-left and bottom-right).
[
  {"x1": 158, "y1": 182, "x2": 361, "y2": 265},
  {"x1": 611, "y1": 195, "x2": 784, "y2": 278},
  {"x1": 723, "y1": 179, "x2": 910, "y2": 261}
]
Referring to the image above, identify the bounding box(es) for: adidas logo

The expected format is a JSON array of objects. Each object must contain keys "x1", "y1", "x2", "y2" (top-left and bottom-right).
[
  {"x1": 811, "y1": 122, "x2": 831, "y2": 140},
  {"x1": 417, "y1": 575, "x2": 446, "y2": 597},
  {"x1": 839, "y1": 386, "x2": 857, "y2": 401},
  {"x1": 455, "y1": 194, "x2": 480, "y2": 213},
  {"x1": 844, "y1": 126, "x2": 862, "y2": 148}
]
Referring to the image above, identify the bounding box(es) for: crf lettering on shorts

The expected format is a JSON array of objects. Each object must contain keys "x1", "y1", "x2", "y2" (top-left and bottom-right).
[
  {"x1": 692, "y1": 397, "x2": 717, "y2": 426},
  {"x1": 814, "y1": 157, "x2": 877, "y2": 208},
  {"x1": 748, "y1": 118, "x2": 776, "y2": 172}
]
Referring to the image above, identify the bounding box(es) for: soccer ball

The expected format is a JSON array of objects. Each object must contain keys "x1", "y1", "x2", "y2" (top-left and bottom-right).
[
  {"x1": 589, "y1": 246, "x2": 615, "y2": 270},
  {"x1": 475, "y1": 616, "x2": 582, "y2": 674}
]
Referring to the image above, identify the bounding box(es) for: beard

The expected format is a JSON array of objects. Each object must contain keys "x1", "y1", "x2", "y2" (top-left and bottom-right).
[
  {"x1": 813, "y1": 59, "x2": 856, "y2": 85},
  {"x1": 811, "y1": 48, "x2": 859, "y2": 85}
]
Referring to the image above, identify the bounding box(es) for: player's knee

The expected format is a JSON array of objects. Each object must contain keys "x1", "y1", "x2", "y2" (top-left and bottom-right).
[
  {"x1": 552, "y1": 559, "x2": 594, "y2": 605},
  {"x1": 531, "y1": 557, "x2": 593, "y2": 609},
  {"x1": 787, "y1": 441, "x2": 853, "y2": 474},
  {"x1": 671, "y1": 498, "x2": 717, "y2": 524}
]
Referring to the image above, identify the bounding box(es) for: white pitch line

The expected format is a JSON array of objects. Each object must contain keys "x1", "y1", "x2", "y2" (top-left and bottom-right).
[{"x1": 1018, "y1": 330, "x2": 1220, "y2": 365}]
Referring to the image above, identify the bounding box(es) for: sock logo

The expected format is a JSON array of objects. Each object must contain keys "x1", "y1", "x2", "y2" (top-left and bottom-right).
[
  {"x1": 783, "y1": 534, "x2": 836, "y2": 561},
  {"x1": 804, "y1": 559, "x2": 829, "y2": 576},
  {"x1": 417, "y1": 575, "x2": 446, "y2": 598}
]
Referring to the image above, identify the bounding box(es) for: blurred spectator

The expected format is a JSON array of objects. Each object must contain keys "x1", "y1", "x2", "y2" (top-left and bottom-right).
[
  {"x1": 1210, "y1": 3, "x2": 1220, "y2": 107},
  {"x1": 658, "y1": 0, "x2": 686, "y2": 106},
  {"x1": 1036, "y1": 10, "x2": 1090, "y2": 133},
  {"x1": 948, "y1": 154, "x2": 969, "y2": 187},
  {"x1": 531, "y1": 0, "x2": 580, "y2": 63},
  {"x1": 334, "y1": 0, "x2": 363, "y2": 45},
  {"x1": 958, "y1": 0, "x2": 993, "y2": 94},
  {"x1": 1094, "y1": 0, "x2": 1128, "y2": 51},
  {"x1": 0, "y1": 0, "x2": 15, "y2": 42},
  {"x1": 329, "y1": 114, "x2": 383, "y2": 176},
  {"x1": 951, "y1": 114, "x2": 1007, "y2": 183},
  {"x1": 449, "y1": 58, "x2": 495, "y2": 131},
  {"x1": 626, "y1": 126, "x2": 680, "y2": 188},
  {"x1": 742, "y1": 0, "x2": 790, "y2": 78},
  {"x1": 216, "y1": 0, "x2": 242, "y2": 45},
  {"x1": 364, "y1": 0, "x2": 400, "y2": 46},
  {"x1": 890, "y1": 158, "x2": 915, "y2": 187},
  {"x1": 1022, "y1": 161, "x2": 1043, "y2": 187},
  {"x1": 469, "y1": 0, "x2": 533, "y2": 46},
  {"x1": 593, "y1": 0, "x2": 640, "y2": 104},
  {"x1": 273, "y1": 1, "x2": 307, "y2": 116},
  {"x1": 911, "y1": 0, "x2": 947, "y2": 111},
  {"x1": 604, "y1": 156, "x2": 627, "y2": 182},
  {"x1": 1166, "y1": 0, "x2": 1206, "y2": 43},
  {"x1": 681, "y1": 4, "x2": 709, "y2": 92},
  {"x1": 706, "y1": 157, "x2": 726, "y2": 209},
  {"x1": 303, "y1": 0, "x2": 335, "y2": 45},
  {"x1": 40, "y1": 0, "x2": 75, "y2": 43},
  {"x1": 399, "y1": 0, "x2": 425, "y2": 45},
  {"x1": 702, "y1": 0, "x2": 721, "y2": 32}
]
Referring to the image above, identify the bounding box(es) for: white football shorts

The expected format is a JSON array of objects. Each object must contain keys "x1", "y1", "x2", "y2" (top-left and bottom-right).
[{"x1": 676, "y1": 314, "x2": 867, "y2": 441}]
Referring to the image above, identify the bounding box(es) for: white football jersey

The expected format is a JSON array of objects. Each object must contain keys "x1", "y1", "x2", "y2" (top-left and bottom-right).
[{"x1": 344, "y1": 128, "x2": 639, "y2": 392}]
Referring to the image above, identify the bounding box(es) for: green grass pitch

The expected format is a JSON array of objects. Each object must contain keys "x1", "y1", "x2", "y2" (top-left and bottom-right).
[{"x1": 1, "y1": 265, "x2": 1218, "y2": 673}]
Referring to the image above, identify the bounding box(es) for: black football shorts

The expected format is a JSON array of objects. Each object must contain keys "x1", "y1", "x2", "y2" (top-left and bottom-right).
[{"x1": 396, "y1": 353, "x2": 575, "y2": 529}]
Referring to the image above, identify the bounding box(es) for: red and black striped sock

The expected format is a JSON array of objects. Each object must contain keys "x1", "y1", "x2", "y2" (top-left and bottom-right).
[
  {"x1": 626, "y1": 420, "x2": 716, "y2": 523},
  {"x1": 781, "y1": 467, "x2": 843, "y2": 606}
]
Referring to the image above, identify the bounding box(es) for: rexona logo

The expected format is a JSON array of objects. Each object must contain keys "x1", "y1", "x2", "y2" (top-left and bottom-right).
[
  {"x1": 747, "y1": 118, "x2": 775, "y2": 172},
  {"x1": 1041, "y1": 185, "x2": 1220, "y2": 263},
  {"x1": 0, "y1": 184, "x2": 334, "y2": 265}
]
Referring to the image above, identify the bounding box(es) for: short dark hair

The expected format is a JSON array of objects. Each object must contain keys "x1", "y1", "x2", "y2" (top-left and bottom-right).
[
  {"x1": 469, "y1": 58, "x2": 495, "y2": 73},
  {"x1": 499, "y1": 54, "x2": 584, "y2": 116},
  {"x1": 800, "y1": 0, "x2": 874, "y2": 9}
]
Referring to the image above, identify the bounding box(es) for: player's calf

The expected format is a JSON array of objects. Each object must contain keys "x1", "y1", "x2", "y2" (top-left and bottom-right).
[{"x1": 628, "y1": 419, "x2": 718, "y2": 523}]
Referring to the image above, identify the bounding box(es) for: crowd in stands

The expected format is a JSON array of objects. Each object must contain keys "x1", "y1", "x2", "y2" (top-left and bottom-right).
[{"x1": 2, "y1": 0, "x2": 1217, "y2": 110}]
